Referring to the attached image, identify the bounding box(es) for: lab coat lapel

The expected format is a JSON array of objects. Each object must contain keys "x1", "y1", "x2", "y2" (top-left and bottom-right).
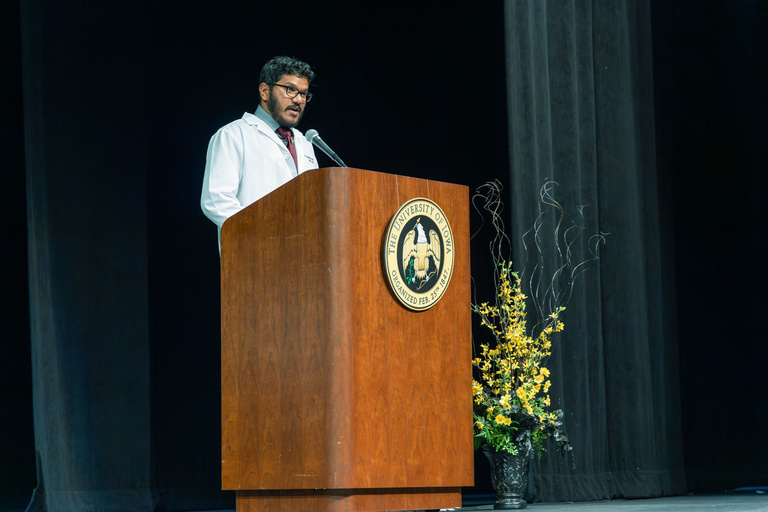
[
  {"x1": 251, "y1": 116, "x2": 298, "y2": 174},
  {"x1": 293, "y1": 129, "x2": 310, "y2": 173}
]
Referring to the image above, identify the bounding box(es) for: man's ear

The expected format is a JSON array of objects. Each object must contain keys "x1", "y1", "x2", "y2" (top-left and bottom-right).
[{"x1": 258, "y1": 82, "x2": 270, "y2": 103}]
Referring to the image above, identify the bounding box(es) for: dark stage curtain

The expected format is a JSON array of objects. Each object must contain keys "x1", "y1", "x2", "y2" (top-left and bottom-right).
[
  {"x1": 20, "y1": 1, "x2": 157, "y2": 511},
  {"x1": 19, "y1": 0, "x2": 229, "y2": 508},
  {"x1": 503, "y1": 0, "x2": 686, "y2": 501}
]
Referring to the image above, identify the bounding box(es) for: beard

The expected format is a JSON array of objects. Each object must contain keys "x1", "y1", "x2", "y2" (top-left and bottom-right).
[{"x1": 266, "y1": 93, "x2": 303, "y2": 128}]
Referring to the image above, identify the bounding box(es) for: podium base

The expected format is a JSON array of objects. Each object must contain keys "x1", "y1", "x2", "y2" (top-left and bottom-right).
[{"x1": 236, "y1": 487, "x2": 461, "y2": 512}]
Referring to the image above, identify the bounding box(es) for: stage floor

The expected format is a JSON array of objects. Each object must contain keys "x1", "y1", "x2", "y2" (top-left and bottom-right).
[{"x1": 460, "y1": 492, "x2": 768, "y2": 511}]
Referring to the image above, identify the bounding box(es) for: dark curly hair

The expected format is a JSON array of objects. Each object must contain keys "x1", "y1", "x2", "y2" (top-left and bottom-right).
[{"x1": 259, "y1": 56, "x2": 315, "y2": 85}]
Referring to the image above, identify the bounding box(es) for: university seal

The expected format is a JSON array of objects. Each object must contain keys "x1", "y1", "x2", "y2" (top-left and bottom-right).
[{"x1": 384, "y1": 197, "x2": 455, "y2": 311}]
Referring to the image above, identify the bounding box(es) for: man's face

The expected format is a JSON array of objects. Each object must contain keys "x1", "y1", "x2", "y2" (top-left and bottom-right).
[{"x1": 261, "y1": 74, "x2": 310, "y2": 128}]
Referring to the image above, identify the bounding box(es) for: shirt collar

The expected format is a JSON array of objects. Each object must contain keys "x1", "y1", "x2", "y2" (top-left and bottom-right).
[{"x1": 254, "y1": 105, "x2": 281, "y2": 133}]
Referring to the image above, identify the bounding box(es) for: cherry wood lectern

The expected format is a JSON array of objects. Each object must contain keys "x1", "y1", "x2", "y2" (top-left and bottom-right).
[{"x1": 220, "y1": 168, "x2": 473, "y2": 512}]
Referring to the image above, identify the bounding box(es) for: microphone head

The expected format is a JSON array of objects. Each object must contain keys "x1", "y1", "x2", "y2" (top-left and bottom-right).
[{"x1": 305, "y1": 129, "x2": 319, "y2": 143}]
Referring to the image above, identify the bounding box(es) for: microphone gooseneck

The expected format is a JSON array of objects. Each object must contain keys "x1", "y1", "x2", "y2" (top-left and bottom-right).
[{"x1": 305, "y1": 129, "x2": 348, "y2": 167}]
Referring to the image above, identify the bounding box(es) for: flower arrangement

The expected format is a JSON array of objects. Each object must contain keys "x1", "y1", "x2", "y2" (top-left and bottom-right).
[
  {"x1": 471, "y1": 180, "x2": 603, "y2": 460},
  {"x1": 472, "y1": 261, "x2": 570, "y2": 458}
]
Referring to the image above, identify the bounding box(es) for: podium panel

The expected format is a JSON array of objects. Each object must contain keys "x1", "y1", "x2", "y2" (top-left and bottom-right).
[{"x1": 220, "y1": 168, "x2": 472, "y2": 512}]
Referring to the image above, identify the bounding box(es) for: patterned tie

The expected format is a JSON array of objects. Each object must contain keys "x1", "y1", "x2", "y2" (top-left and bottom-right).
[{"x1": 277, "y1": 127, "x2": 298, "y2": 170}]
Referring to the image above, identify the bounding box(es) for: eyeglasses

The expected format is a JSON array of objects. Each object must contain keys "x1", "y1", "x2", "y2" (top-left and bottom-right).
[{"x1": 272, "y1": 83, "x2": 313, "y2": 102}]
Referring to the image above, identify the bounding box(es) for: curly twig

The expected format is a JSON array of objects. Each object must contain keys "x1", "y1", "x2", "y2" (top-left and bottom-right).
[{"x1": 473, "y1": 180, "x2": 607, "y2": 339}]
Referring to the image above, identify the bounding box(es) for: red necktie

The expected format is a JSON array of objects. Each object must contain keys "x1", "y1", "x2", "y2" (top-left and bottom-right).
[{"x1": 277, "y1": 127, "x2": 298, "y2": 170}]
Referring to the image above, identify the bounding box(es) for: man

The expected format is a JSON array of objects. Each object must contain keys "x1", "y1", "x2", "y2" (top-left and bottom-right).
[{"x1": 200, "y1": 56, "x2": 318, "y2": 246}]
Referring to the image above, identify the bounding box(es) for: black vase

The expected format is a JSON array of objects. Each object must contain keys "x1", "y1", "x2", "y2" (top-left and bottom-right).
[{"x1": 481, "y1": 445, "x2": 531, "y2": 510}]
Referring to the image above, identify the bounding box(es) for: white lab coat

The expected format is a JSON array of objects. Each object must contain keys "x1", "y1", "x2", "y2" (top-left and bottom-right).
[{"x1": 200, "y1": 112, "x2": 318, "y2": 239}]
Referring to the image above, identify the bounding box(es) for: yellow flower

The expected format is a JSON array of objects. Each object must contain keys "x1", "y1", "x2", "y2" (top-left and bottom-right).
[
  {"x1": 499, "y1": 394, "x2": 512, "y2": 410},
  {"x1": 472, "y1": 380, "x2": 483, "y2": 396},
  {"x1": 495, "y1": 414, "x2": 512, "y2": 426}
]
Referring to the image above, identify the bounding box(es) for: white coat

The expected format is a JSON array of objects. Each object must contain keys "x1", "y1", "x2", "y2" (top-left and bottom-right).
[{"x1": 200, "y1": 112, "x2": 318, "y2": 238}]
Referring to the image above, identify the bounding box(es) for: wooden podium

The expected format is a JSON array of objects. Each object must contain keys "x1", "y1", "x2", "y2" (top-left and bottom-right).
[{"x1": 220, "y1": 168, "x2": 473, "y2": 512}]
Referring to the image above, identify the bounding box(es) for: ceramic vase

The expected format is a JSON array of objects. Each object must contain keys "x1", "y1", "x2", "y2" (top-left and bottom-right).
[{"x1": 482, "y1": 444, "x2": 531, "y2": 510}]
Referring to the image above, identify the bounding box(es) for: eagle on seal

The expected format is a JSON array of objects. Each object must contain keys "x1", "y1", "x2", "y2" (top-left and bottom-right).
[{"x1": 402, "y1": 218, "x2": 441, "y2": 283}]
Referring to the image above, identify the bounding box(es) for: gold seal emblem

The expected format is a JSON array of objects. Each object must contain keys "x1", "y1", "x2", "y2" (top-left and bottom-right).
[{"x1": 384, "y1": 198, "x2": 455, "y2": 311}]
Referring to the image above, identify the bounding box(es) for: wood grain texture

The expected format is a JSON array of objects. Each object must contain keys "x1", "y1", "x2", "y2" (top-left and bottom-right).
[{"x1": 220, "y1": 168, "x2": 472, "y2": 510}]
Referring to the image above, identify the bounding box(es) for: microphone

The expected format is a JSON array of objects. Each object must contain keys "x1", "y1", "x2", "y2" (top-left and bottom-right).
[{"x1": 305, "y1": 129, "x2": 348, "y2": 167}]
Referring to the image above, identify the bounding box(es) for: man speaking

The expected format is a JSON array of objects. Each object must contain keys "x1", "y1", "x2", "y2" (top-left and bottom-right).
[{"x1": 200, "y1": 56, "x2": 318, "y2": 245}]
